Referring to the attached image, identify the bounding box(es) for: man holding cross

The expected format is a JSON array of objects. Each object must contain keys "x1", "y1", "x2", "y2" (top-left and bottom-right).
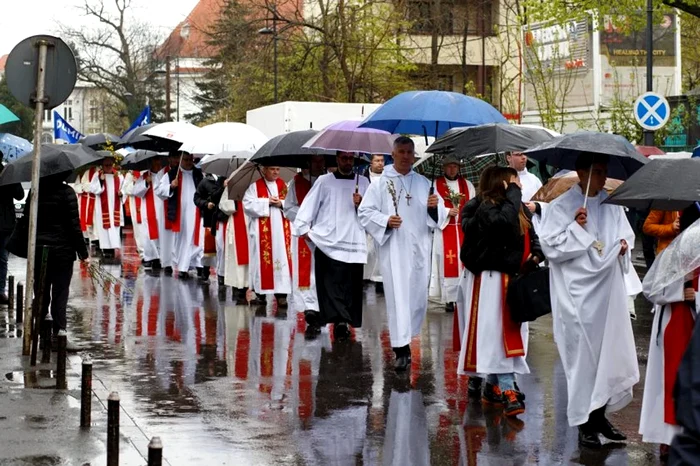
[
  {"x1": 539, "y1": 153, "x2": 639, "y2": 448},
  {"x1": 359, "y1": 136, "x2": 446, "y2": 371}
]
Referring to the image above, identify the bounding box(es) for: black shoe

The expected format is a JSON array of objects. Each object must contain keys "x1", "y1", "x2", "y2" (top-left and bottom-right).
[
  {"x1": 152, "y1": 259, "x2": 162, "y2": 270},
  {"x1": 597, "y1": 417, "x2": 627, "y2": 441},
  {"x1": 394, "y1": 355, "x2": 410, "y2": 372},
  {"x1": 164, "y1": 266, "x2": 173, "y2": 276},
  {"x1": 578, "y1": 427, "x2": 602, "y2": 448},
  {"x1": 143, "y1": 260, "x2": 153, "y2": 269},
  {"x1": 276, "y1": 294, "x2": 288, "y2": 307},
  {"x1": 375, "y1": 282, "x2": 384, "y2": 294},
  {"x1": 468, "y1": 376, "x2": 483, "y2": 398},
  {"x1": 178, "y1": 271, "x2": 189, "y2": 280},
  {"x1": 445, "y1": 302, "x2": 455, "y2": 313},
  {"x1": 0, "y1": 294, "x2": 8, "y2": 305},
  {"x1": 305, "y1": 310, "x2": 321, "y2": 327},
  {"x1": 218, "y1": 275, "x2": 225, "y2": 287},
  {"x1": 304, "y1": 324, "x2": 321, "y2": 340},
  {"x1": 333, "y1": 323, "x2": 351, "y2": 342},
  {"x1": 482, "y1": 383, "x2": 504, "y2": 406}
]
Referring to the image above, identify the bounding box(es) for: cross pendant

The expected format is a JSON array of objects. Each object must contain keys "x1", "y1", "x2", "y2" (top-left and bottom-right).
[
  {"x1": 405, "y1": 193, "x2": 412, "y2": 206},
  {"x1": 592, "y1": 240, "x2": 604, "y2": 257}
]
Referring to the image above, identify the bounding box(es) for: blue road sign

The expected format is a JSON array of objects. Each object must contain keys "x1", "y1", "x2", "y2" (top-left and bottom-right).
[{"x1": 634, "y1": 92, "x2": 670, "y2": 131}]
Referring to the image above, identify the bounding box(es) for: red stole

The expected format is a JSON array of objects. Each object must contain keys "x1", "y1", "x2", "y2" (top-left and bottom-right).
[
  {"x1": 80, "y1": 167, "x2": 97, "y2": 231},
  {"x1": 132, "y1": 171, "x2": 143, "y2": 224},
  {"x1": 144, "y1": 172, "x2": 159, "y2": 240},
  {"x1": 232, "y1": 201, "x2": 249, "y2": 265},
  {"x1": 100, "y1": 172, "x2": 121, "y2": 229},
  {"x1": 255, "y1": 178, "x2": 292, "y2": 290},
  {"x1": 294, "y1": 174, "x2": 313, "y2": 288},
  {"x1": 436, "y1": 176, "x2": 470, "y2": 278},
  {"x1": 462, "y1": 230, "x2": 529, "y2": 372},
  {"x1": 663, "y1": 277, "x2": 698, "y2": 424}
]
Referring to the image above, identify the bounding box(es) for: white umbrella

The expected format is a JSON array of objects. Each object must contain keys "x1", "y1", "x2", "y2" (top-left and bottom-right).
[
  {"x1": 179, "y1": 122, "x2": 268, "y2": 156},
  {"x1": 200, "y1": 150, "x2": 253, "y2": 177},
  {"x1": 143, "y1": 121, "x2": 201, "y2": 144}
]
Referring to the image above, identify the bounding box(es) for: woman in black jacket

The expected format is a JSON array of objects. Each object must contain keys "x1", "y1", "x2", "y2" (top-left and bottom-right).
[
  {"x1": 455, "y1": 166, "x2": 544, "y2": 418},
  {"x1": 18, "y1": 173, "x2": 89, "y2": 348}
]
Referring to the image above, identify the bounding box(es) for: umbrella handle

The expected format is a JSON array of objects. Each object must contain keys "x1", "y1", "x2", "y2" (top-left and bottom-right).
[
  {"x1": 255, "y1": 166, "x2": 273, "y2": 197},
  {"x1": 355, "y1": 172, "x2": 359, "y2": 194},
  {"x1": 582, "y1": 165, "x2": 593, "y2": 210}
]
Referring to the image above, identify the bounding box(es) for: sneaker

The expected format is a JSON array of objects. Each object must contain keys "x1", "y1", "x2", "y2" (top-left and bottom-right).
[
  {"x1": 468, "y1": 376, "x2": 483, "y2": 398},
  {"x1": 482, "y1": 383, "x2": 504, "y2": 406},
  {"x1": 503, "y1": 390, "x2": 525, "y2": 417}
]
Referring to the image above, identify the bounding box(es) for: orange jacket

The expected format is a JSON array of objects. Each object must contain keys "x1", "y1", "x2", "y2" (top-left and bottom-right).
[{"x1": 643, "y1": 209, "x2": 679, "y2": 254}]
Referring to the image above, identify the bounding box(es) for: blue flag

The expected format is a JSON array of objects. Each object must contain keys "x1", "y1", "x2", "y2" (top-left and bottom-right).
[
  {"x1": 53, "y1": 111, "x2": 83, "y2": 144},
  {"x1": 122, "y1": 106, "x2": 152, "y2": 137}
]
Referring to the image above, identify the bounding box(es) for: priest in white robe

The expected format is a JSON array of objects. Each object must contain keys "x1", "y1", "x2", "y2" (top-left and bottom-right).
[
  {"x1": 358, "y1": 136, "x2": 446, "y2": 371},
  {"x1": 429, "y1": 156, "x2": 475, "y2": 312},
  {"x1": 219, "y1": 182, "x2": 251, "y2": 302},
  {"x1": 77, "y1": 166, "x2": 99, "y2": 245},
  {"x1": 507, "y1": 151, "x2": 542, "y2": 202},
  {"x1": 122, "y1": 170, "x2": 146, "y2": 260},
  {"x1": 88, "y1": 156, "x2": 124, "y2": 259},
  {"x1": 295, "y1": 152, "x2": 369, "y2": 341},
  {"x1": 284, "y1": 155, "x2": 326, "y2": 320},
  {"x1": 155, "y1": 151, "x2": 204, "y2": 279},
  {"x1": 538, "y1": 153, "x2": 639, "y2": 448},
  {"x1": 132, "y1": 157, "x2": 166, "y2": 269},
  {"x1": 363, "y1": 154, "x2": 384, "y2": 287},
  {"x1": 243, "y1": 166, "x2": 292, "y2": 304}
]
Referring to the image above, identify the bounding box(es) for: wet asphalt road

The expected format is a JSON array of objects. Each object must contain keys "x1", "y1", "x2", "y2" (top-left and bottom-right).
[{"x1": 1, "y1": 231, "x2": 662, "y2": 465}]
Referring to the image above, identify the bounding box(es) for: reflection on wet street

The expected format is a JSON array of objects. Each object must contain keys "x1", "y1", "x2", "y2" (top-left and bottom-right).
[{"x1": 46, "y1": 234, "x2": 659, "y2": 465}]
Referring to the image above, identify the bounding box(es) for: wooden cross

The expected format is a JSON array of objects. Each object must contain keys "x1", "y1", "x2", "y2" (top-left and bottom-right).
[{"x1": 446, "y1": 249, "x2": 457, "y2": 265}]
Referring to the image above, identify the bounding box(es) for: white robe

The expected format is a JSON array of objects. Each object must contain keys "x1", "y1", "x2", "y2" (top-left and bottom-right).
[
  {"x1": 382, "y1": 390, "x2": 430, "y2": 466},
  {"x1": 640, "y1": 278, "x2": 697, "y2": 445},
  {"x1": 219, "y1": 190, "x2": 249, "y2": 289},
  {"x1": 518, "y1": 169, "x2": 542, "y2": 202},
  {"x1": 122, "y1": 171, "x2": 145, "y2": 258},
  {"x1": 539, "y1": 184, "x2": 639, "y2": 427},
  {"x1": 284, "y1": 176, "x2": 319, "y2": 313},
  {"x1": 429, "y1": 177, "x2": 475, "y2": 304},
  {"x1": 88, "y1": 172, "x2": 124, "y2": 250},
  {"x1": 156, "y1": 169, "x2": 203, "y2": 272},
  {"x1": 364, "y1": 171, "x2": 383, "y2": 282},
  {"x1": 358, "y1": 166, "x2": 446, "y2": 348},
  {"x1": 456, "y1": 269, "x2": 530, "y2": 376},
  {"x1": 243, "y1": 179, "x2": 292, "y2": 294},
  {"x1": 133, "y1": 170, "x2": 166, "y2": 263},
  {"x1": 76, "y1": 169, "x2": 98, "y2": 241}
]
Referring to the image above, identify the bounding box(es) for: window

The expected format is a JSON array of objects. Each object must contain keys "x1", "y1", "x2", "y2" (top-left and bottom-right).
[
  {"x1": 40, "y1": 132, "x2": 53, "y2": 144},
  {"x1": 64, "y1": 100, "x2": 73, "y2": 121},
  {"x1": 407, "y1": 0, "x2": 454, "y2": 35},
  {"x1": 43, "y1": 110, "x2": 52, "y2": 122}
]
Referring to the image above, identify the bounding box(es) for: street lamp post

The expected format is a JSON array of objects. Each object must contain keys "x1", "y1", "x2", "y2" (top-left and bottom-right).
[
  {"x1": 259, "y1": 5, "x2": 279, "y2": 103},
  {"x1": 644, "y1": 0, "x2": 654, "y2": 146}
]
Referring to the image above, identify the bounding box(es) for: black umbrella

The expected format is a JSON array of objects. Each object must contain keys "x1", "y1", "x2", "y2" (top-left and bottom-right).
[
  {"x1": 0, "y1": 144, "x2": 102, "y2": 186},
  {"x1": 79, "y1": 133, "x2": 120, "y2": 150},
  {"x1": 118, "y1": 123, "x2": 167, "y2": 150},
  {"x1": 249, "y1": 130, "x2": 335, "y2": 168},
  {"x1": 604, "y1": 158, "x2": 700, "y2": 211},
  {"x1": 121, "y1": 150, "x2": 168, "y2": 171},
  {"x1": 426, "y1": 123, "x2": 555, "y2": 157},
  {"x1": 523, "y1": 132, "x2": 648, "y2": 180},
  {"x1": 225, "y1": 162, "x2": 297, "y2": 201}
]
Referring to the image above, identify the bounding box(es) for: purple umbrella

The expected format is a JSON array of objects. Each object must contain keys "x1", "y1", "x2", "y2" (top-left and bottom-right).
[{"x1": 302, "y1": 119, "x2": 396, "y2": 155}]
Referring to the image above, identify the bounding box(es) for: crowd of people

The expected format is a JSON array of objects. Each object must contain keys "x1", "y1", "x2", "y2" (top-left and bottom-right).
[{"x1": 4, "y1": 138, "x2": 696, "y2": 459}]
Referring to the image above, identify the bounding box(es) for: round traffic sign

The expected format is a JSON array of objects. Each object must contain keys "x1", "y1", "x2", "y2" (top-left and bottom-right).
[
  {"x1": 5, "y1": 35, "x2": 77, "y2": 110},
  {"x1": 634, "y1": 92, "x2": 670, "y2": 132}
]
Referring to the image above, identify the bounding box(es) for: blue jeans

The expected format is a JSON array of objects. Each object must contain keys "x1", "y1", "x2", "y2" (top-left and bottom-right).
[
  {"x1": 0, "y1": 233, "x2": 10, "y2": 295},
  {"x1": 487, "y1": 373, "x2": 515, "y2": 391}
]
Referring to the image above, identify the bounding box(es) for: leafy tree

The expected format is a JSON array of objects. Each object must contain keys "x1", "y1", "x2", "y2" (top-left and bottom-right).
[{"x1": 0, "y1": 77, "x2": 36, "y2": 140}]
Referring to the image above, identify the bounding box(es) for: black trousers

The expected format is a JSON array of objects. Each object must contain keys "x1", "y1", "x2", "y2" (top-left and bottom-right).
[
  {"x1": 33, "y1": 252, "x2": 74, "y2": 335},
  {"x1": 314, "y1": 248, "x2": 364, "y2": 328}
]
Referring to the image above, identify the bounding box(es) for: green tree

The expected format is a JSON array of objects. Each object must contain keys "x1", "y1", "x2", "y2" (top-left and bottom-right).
[{"x1": 0, "y1": 77, "x2": 36, "y2": 141}]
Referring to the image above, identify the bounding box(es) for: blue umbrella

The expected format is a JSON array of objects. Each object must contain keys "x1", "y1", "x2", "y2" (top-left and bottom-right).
[
  {"x1": 359, "y1": 90, "x2": 508, "y2": 138},
  {"x1": 693, "y1": 145, "x2": 700, "y2": 158},
  {"x1": 0, "y1": 133, "x2": 33, "y2": 162},
  {"x1": 0, "y1": 104, "x2": 19, "y2": 126}
]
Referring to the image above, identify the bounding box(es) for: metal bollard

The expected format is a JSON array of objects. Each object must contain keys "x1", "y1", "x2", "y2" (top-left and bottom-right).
[
  {"x1": 8, "y1": 275, "x2": 14, "y2": 308},
  {"x1": 55, "y1": 330, "x2": 67, "y2": 389},
  {"x1": 41, "y1": 314, "x2": 52, "y2": 364},
  {"x1": 147, "y1": 437, "x2": 163, "y2": 466},
  {"x1": 107, "y1": 392, "x2": 120, "y2": 466},
  {"x1": 80, "y1": 357, "x2": 92, "y2": 429},
  {"x1": 15, "y1": 282, "x2": 23, "y2": 324}
]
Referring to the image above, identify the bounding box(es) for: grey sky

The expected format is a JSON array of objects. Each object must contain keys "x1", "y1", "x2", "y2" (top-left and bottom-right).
[{"x1": 0, "y1": 0, "x2": 200, "y2": 57}]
